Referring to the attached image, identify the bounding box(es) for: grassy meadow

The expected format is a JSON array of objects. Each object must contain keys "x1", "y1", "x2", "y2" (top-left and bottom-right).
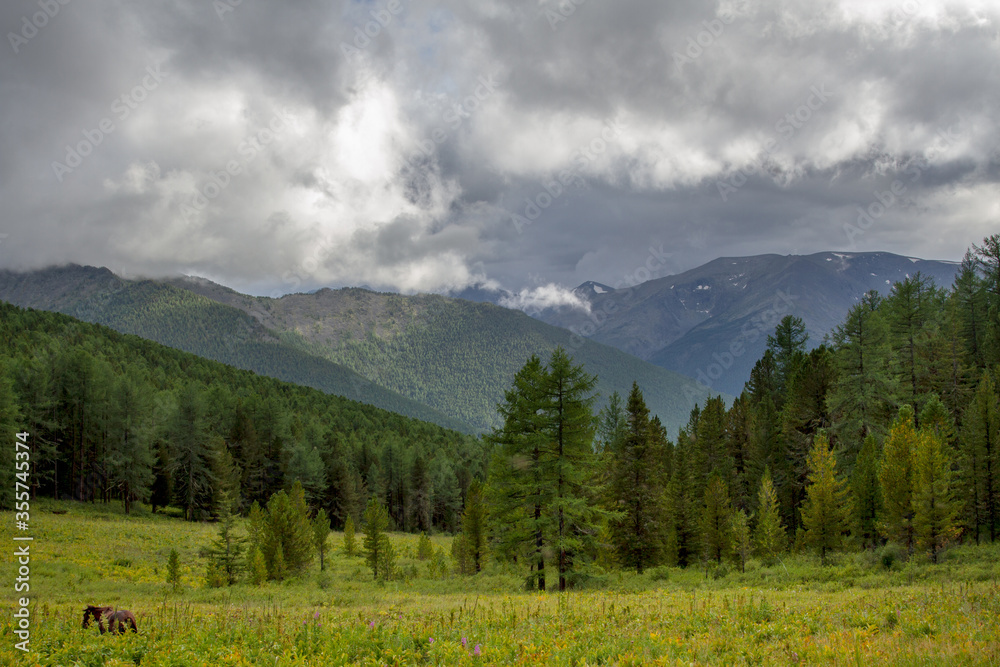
[{"x1": 3, "y1": 499, "x2": 1000, "y2": 666}]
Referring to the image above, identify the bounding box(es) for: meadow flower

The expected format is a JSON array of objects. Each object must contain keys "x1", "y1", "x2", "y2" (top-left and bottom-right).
[
  {"x1": 429, "y1": 637, "x2": 435, "y2": 644},
  {"x1": 462, "y1": 637, "x2": 468, "y2": 647},
  {"x1": 474, "y1": 644, "x2": 481, "y2": 656},
  {"x1": 368, "y1": 620, "x2": 375, "y2": 629},
  {"x1": 314, "y1": 611, "x2": 320, "y2": 620}
]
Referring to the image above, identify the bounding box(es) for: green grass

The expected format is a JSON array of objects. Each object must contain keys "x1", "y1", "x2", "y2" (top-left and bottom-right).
[{"x1": 3, "y1": 499, "x2": 1000, "y2": 665}]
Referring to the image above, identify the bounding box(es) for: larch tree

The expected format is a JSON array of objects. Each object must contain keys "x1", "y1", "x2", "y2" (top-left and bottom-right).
[
  {"x1": 878, "y1": 406, "x2": 918, "y2": 551},
  {"x1": 828, "y1": 291, "x2": 896, "y2": 461},
  {"x1": 800, "y1": 433, "x2": 851, "y2": 564},
  {"x1": 911, "y1": 428, "x2": 960, "y2": 562},
  {"x1": 752, "y1": 467, "x2": 786, "y2": 565}
]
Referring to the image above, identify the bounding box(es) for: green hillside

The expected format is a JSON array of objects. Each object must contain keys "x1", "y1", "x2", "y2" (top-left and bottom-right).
[
  {"x1": 0, "y1": 266, "x2": 469, "y2": 432},
  {"x1": 176, "y1": 284, "x2": 720, "y2": 433}
]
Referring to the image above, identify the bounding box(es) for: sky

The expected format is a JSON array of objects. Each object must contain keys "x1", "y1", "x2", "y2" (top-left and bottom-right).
[{"x1": 1, "y1": 0, "x2": 998, "y2": 309}]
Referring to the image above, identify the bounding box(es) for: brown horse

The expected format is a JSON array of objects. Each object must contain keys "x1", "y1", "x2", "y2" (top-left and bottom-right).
[{"x1": 82, "y1": 605, "x2": 138, "y2": 634}]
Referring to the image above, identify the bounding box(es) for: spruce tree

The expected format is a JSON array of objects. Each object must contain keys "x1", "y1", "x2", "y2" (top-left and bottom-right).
[
  {"x1": 608, "y1": 383, "x2": 666, "y2": 574},
  {"x1": 699, "y1": 475, "x2": 733, "y2": 565},
  {"x1": 207, "y1": 489, "x2": 243, "y2": 585},
  {"x1": 767, "y1": 314, "x2": 809, "y2": 396},
  {"x1": 800, "y1": 434, "x2": 850, "y2": 564}
]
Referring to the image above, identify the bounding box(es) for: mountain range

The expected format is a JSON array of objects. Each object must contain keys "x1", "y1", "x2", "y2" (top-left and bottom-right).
[
  {"x1": 534, "y1": 251, "x2": 961, "y2": 395},
  {"x1": 0, "y1": 265, "x2": 715, "y2": 434}
]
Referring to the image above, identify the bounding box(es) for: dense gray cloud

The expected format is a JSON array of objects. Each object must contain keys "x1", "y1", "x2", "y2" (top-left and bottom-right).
[{"x1": 0, "y1": 0, "x2": 997, "y2": 300}]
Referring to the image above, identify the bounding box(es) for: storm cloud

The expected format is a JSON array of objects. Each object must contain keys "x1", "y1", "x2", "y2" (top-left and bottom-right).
[{"x1": 1, "y1": 0, "x2": 997, "y2": 299}]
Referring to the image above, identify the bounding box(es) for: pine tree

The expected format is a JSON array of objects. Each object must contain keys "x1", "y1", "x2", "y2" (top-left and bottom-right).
[
  {"x1": 912, "y1": 428, "x2": 960, "y2": 562},
  {"x1": 752, "y1": 468, "x2": 786, "y2": 566},
  {"x1": 247, "y1": 547, "x2": 267, "y2": 586},
  {"x1": 800, "y1": 434, "x2": 850, "y2": 564},
  {"x1": 362, "y1": 497, "x2": 390, "y2": 579},
  {"x1": 261, "y1": 483, "x2": 314, "y2": 579},
  {"x1": 878, "y1": 406, "x2": 918, "y2": 551},
  {"x1": 608, "y1": 383, "x2": 666, "y2": 573}
]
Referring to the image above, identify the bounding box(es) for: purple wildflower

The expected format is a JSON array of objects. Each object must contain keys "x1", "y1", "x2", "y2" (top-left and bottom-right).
[
  {"x1": 429, "y1": 637, "x2": 435, "y2": 644},
  {"x1": 462, "y1": 637, "x2": 468, "y2": 647},
  {"x1": 368, "y1": 620, "x2": 376, "y2": 629},
  {"x1": 314, "y1": 611, "x2": 320, "y2": 620},
  {"x1": 474, "y1": 644, "x2": 481, "y2": 656}
]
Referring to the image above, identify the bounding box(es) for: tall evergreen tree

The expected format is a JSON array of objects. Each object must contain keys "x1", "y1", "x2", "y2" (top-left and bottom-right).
[
  {"x1": 170, "y1": 384, "x2": 216, "y2": 521},
  {"x1": 486, "y1": 355, "x2": 550, "y2": 589},
  {"x1": 608, "y1": 383, "x2": 666, "y2": 573},
  {"x1": 313, "y1": 508, "x2": 331, "y2": 571},
  {"x1": 699, "y1": 475, "x2": 733, "y2": 565},
  {"x1": 958, "y1": 372, "x2": 1000, "y2": 542},
  {"x1": 828, "y1": 291, "x2": 896, "y2": 461},
  {"x1": 362, "y1": 497, "x2": 391, "y2": 580},
  {"x1": 882, "y1": 273, "x2": 942, "y2": 418},
  {"x1": 541, "y1": 348, "x2": 605, "y2": 591},
  {"x1": 752, "y1": 467, "x2": 786, "y2": 565},
  {"x1": 455, "y1": 479, "x2": 489, "y2": 574},
  {"x1": 851, "y1": 434, "x2": 882, "y2": 550},
  {"x1": 800, "y1": 434, "x2": 851, "y2": 564},
  {"x1": 912, "y1": 427, "x2": 960, "y2": 562},
  {"x1": 767, "y1": 314, "x2": 809, "y2": 396},
  {"x1": 878, "y1": 406, "x2": 918, "y2": 551}
]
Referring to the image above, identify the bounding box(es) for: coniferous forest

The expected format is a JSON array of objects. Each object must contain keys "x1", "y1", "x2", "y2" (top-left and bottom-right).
[
  {"x1": 483, "y1": 235, "x2": 1000, "y2": 587},
  {"x1": 1, "y1": 235, "x2": 998, "y2": 590},
  {"x1": 0, "y1": 304, "x2": 485, "y2": 533}
]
